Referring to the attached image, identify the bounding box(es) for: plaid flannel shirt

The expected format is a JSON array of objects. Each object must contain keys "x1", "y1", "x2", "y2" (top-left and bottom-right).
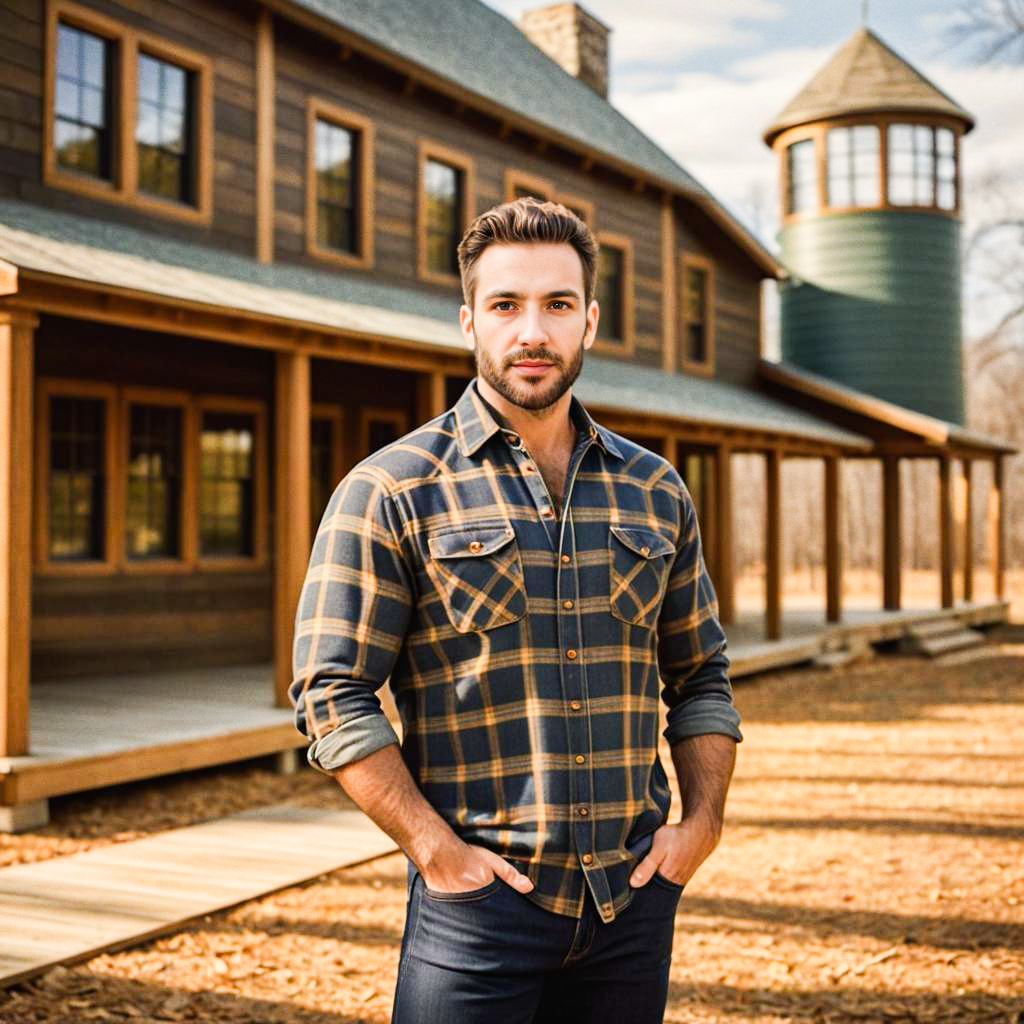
[{"x1": 291, "y1": 380, "x2": 742, "y2": 923}]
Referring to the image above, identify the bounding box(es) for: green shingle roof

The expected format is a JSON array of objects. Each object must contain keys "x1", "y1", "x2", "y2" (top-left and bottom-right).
[{"x1": 0, "y1": 199, "x2": 863, "y2": 449}]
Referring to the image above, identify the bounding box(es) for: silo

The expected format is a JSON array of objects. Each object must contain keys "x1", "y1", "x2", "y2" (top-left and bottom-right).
[{"x1": 764, "y1": 28, "x2": 974, "y2": 425}]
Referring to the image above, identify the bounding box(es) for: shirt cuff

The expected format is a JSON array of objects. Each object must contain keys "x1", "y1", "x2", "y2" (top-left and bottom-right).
[
  {"x1": 663, "y1": 703, "x2": 743, "y2": 746},
  {"x1": 306, "y1": 713, "x2": 401, "y2": 775}
]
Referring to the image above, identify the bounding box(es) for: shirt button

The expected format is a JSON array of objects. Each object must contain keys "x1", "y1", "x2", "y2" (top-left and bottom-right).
[
  {"x1": 468, "y1": 540, "x2": 482, "y2": 553},
  {"x1": 541, "y1": 507, "x2": 554, "y2": 519},
  {"x1": 641, "y1": 545, "x2": 651, "y2": 556},
  {"x1": 561, "y1": 554, "x2": 571, "y2": 564},
  {"x1": 577, "y1": 806, "x2": 589, "y2": 817},
  {"x1": 562, "y1": 600, "x2": 574, "y2": 610},
  {"x1": 569, "y1": 701, "x2": 582, "y2": 711},
  {"x1": 566, "y1": 649, "x2": 578, "y2": 660},
  {"x1": 582, "y1": 854, "x2": 593, "y2": 865},
  {"x1": 575, "y1": 754, "x2": 585, "y2": 764}
]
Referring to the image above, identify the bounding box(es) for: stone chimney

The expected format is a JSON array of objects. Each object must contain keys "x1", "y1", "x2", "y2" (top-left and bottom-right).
[{"x1": 520, "y1": 3, "x2": 610, "y2": 99}]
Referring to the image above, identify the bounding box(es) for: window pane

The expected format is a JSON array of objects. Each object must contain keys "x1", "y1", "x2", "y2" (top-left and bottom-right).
[
  {"x1": 827, "y1": 124, "x2": 879, "y2": 209},
  {"x1": 55, "y1": 22, "x2": 112, "y2": 181},
  {"x1": 315, "y1": 119, "x2": 359, "y2": 254},
  {"x1": 200, "y1": 411, "x2": 255, "y2": 557},
  {"x1": 49, "y1": 395, "x2": 105, "y2": 560},
  {"x1": 126, "y1": 404, "x2": 181, "y2": 559},
  {"x1": 684, "y1": 266, "x2": 709, "y2": 364},
  {"x1": 136, "y1": 52, "x2": 194, "y2": 203},
  {"x1": 787, "y1": 139, "x2": 816, "y2": 214},
  {"x1": 310, "y1": 417, "x2": 335, "y2": 537},
  {"x1": 425, "y1": 158, "x2": 462, "y2": 275},
  {"x1": 596, "y1": 246, "x2": 624, "y2": 341}
]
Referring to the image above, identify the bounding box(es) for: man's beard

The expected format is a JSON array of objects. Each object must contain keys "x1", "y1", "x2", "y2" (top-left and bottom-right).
[{"x1": 473, "y1": 331, "x2": 585, "y2": 413}]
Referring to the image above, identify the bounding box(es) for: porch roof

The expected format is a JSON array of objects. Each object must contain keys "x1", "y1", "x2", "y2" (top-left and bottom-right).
[{"x1": 0, "y1": 200, "x2": 867, "y2": 450}]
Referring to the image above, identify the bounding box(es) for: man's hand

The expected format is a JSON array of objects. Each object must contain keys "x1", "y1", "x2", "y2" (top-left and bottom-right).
[
  {"x1": 419, "y1": 835, "x2": 534, "y2": 895},
  {"x1": 628, "y1": 807, "x2": 721, "y2": 888}
]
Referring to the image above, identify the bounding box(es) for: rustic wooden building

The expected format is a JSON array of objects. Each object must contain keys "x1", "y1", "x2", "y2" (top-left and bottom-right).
[{"x1": 0, "y1": 0, "x2": 1011, "y2": 830}]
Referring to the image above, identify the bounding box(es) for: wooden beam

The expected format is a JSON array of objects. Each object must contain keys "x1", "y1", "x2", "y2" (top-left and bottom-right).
[
  {"x1": 0, "y1": 260, "x2": 17, "y2": 296},
  {"x1": 990, "y1": 456, "x2": 1005, "y2": 601},
  {"x1": 661, "y1": 194, "x2": 676, "y2": 375},
  {"x1": 938, "y1": 455, "x2": 954, "y2": 609},
  {"x1": 417, "y1": 370, "x2": 447, "y2": 423},
  {"x1": 960, "y1": 459, "x2": 973, "y2": 603},
  {"x1": 0, "y1": 311, "x2": 37, "y2": 757},
  {"x1": 273, "y1": 351, "x2": 311, "y2": 710},
  {"x1": 255, "y1": 7, "x2": 275, "y2": 264},
  {"x1": 882, "y1": 455, "x2": 901, "y2": 611},
  {"x1": 824, "y1": 455, "x2": 842, "y2": 623},
  {"x1": 713, "y1": 444, "x2": 735, "y2": 625},
  {"x1": 765, "y1": 449, "x2": 782, "y2": 641}
]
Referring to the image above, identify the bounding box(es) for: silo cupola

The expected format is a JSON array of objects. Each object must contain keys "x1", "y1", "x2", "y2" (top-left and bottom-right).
[{"x1": 765, "y1": 27, "x2": 975, "y2": 424}]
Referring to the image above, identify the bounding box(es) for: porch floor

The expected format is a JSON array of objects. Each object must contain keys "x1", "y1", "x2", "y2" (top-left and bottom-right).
[{"x1": 0, "y1": 599, "x2": 1009, "y2": 813}]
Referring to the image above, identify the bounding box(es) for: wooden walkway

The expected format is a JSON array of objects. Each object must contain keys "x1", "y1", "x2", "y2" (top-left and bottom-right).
[{"x1": 0, "y1": 804, "x2": 398, "y2": 989}]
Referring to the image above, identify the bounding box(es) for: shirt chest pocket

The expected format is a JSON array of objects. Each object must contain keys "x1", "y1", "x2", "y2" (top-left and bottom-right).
[
  {"x1": 608, "y1": 525, "x2": 676, "y2": 628},
  {"x1": 426, "y1": 524, "x2": 527, "y2": 634}
]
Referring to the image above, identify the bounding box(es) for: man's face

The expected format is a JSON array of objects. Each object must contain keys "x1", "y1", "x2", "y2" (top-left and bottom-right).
[{"x1": 459, "y1": 242, "x2": 599, "y2": 413}]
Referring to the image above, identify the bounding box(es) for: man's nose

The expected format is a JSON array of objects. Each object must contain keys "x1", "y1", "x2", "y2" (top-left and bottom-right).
[{"x1": 516, "y1": 305, "x2": 548, "y2": 343}]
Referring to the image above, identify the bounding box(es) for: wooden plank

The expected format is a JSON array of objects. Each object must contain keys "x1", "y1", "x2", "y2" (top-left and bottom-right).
[
  {"x1": 765, "y1": 449, "x2": 782, "y2": 641},
  {"x1": 0, "y1": 312, "x2": 36, "y2": 758},
  {"x1": 961, "y1": 458, "x2": 973, "y2": 603},
  {"x1": 0, "y1": 804, "x2": 397, "y2": 989},
  {"x1": 938, "y1": 455, "x2": 954, "y2": 609},
  {"x1": 824, "y1": 455, "x2": 842, "y2": 623},
  {"x1": 882, "y1": 455, "x2": 901, "y2": 611},
  {"x1": 990, "y1": 456, "x2": 1005, "y2": 600}
]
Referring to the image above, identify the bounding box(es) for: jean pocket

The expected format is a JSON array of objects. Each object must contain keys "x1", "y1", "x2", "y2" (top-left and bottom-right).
[
  {"x1": 650, "y1": 870, "x2": 685, "y2": 893},
  {"x1": 422, "y1": 877, "x2": 502, "y2": 902}
]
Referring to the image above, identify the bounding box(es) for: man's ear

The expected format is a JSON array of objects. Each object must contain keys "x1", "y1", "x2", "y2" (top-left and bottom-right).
[
  {"x1": 583, "y1": 298, "x2": 599, "y2": 351},
  {"x1": 459, "y1": 304, "x2": 476, "y2": 351}
]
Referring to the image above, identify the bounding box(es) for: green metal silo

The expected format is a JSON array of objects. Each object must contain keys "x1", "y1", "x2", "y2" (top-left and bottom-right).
[{"x1": 764, "y1": 28, "x2": 974, "y2": 425}]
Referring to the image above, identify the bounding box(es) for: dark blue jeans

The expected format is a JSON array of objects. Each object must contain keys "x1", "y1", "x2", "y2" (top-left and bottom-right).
[{"x1": 391, "y1": 863, "x2": 683, "y2": 1024}]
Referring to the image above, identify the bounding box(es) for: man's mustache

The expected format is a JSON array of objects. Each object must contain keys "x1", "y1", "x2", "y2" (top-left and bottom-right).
[{"x1": 502, "y1": 348, "x2": 564, "y2": 370}]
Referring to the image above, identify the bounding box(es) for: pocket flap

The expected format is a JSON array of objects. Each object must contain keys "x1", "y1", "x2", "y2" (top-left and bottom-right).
[
  {"x1": 609, "y1": 525, "x2": 675, "y2": 559},
  {"x1": 428, "y1": 525, "x2": 516, "y2": 559}
]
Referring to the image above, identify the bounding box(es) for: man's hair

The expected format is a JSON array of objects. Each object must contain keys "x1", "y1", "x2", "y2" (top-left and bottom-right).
[{"x1": 457, "y1": 197, "x2": 599, "y2": 310}]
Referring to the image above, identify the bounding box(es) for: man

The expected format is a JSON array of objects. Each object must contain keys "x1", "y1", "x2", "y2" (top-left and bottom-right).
[{"x1": 290, "y1": 198, "x2": 742, "y2": 1023}]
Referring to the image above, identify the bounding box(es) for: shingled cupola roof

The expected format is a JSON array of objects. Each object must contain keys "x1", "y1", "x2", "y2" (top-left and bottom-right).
[{"x1": 763, "y1": 27, "x2": 975, "y2": 145}]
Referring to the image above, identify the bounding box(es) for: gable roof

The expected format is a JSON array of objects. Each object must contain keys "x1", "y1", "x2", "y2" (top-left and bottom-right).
[
  {"x1": 270, "y1": 0, "x2": 779, "y2": 275},
  {"x1": 764, "y1": 27, "x2": 974, "y2": 144}
]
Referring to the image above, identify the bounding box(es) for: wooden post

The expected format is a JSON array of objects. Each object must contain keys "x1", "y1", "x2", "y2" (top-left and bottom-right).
[
  {"x1": 960, "y1": 459, "x2": 973, "y2": 603},
  {"x1": 765, "y1": 449, "x2": 782, "y2": 641},
  {"x1": 824, "y1": 454, "x2": 842, "y2": 623},
  {"x1": 882, "y1": 455, "x2": 901, "y2": 611},
  {"x1": 661, "y1": 194, "x2": 676, "y2": 375},
  {"x1": 255, "y1": 7, "x2": 275, "y2": 264},
  {"x1": 990, "y1": 455, "x2": 1005, "y2": 601},
  {"x1": 713, "y1": 444, "x2": 735, "y2": 625},
  {"x1": 0, "y1": 311, "x2": 36, "y2": 757},
  {"x1": 417, "y1": 370, "x2": 447, "y2": 422},
  {"x1": 938, "y1": 455, "x2": 954, "y2": 609},
  {"x1": 273, "y1": 350, "x2": 310, "y2": 709}
]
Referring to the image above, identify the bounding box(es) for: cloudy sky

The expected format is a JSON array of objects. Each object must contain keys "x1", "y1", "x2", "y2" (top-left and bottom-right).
[{"x1": 482, "y1": 0, "x2": 1024, "y2": 250}]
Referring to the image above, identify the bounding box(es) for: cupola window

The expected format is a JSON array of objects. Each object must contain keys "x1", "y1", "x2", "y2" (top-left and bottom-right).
[
  {"x1": 826, "y1": 124, "x2": 880, "y2": 208},
  {"x1": 786, "y1": 138, "x2": 816, "y2": 214},
  {"x1": 887, "y1": 124, "x2": 957, "y2": 211}
]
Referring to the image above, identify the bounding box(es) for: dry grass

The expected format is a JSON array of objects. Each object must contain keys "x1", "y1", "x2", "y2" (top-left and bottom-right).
[{"x1": 2, "y1": 644, "x2": 1023, "y2": 1023}]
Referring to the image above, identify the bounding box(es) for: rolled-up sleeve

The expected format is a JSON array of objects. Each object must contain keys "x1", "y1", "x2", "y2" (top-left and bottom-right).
[
  {"x1": 289, "y1": 468, "x2": 413, "y2": 773},
  {"x1": 657, "y1": 485, "x2": 743, "y2": 746}
]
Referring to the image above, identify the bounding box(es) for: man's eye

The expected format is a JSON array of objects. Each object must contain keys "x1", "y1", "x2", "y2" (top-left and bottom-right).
[
  {"x1": 493, "y1": 301, "x2": 516, "y2": 312},
  {"x1": 549, "y1": 300, "x2": 570, "y2": 310}
]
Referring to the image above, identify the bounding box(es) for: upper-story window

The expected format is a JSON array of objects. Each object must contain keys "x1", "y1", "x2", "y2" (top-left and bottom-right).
[
  {"x1": 888, "y1": 124, "x2": 957, "y2": 210},
  {"x1": 827, "y1": 124, "x2": 880, "y2": 208},
  {"x1": 54, "y1": 22, "x2": 113, "y2": 181},
  {"x1": 594, "y1": 232, "x2": 634, "y2": 353},
  {"x1": 418, "y1": 142, "x2": 474, "y2": 284},
  {"x1": 136, "y1": 52, "x2": 194, "y2": 204},
  {"x1": 307, "y1": 99, "x2": 375, "y2": 269},
  {"x1": 679, "y1": 253, "x2": 715, "y2": 375},
  {"x1": 786, "y1": 138, "x2": 816, "y2": 214},
  {"x1": 45, "y1": 4, "x2": 212, "y2": 223}
]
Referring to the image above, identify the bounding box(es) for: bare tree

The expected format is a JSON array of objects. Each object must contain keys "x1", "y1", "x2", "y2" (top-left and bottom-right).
[{"x1": 947, "y1": 0, "x2": 1024, "y2": 64}]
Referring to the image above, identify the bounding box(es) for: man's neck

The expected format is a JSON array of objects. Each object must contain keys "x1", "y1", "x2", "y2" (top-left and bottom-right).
[{"x1": 475, "y1": 377, "x2": 576, "y2": 460}]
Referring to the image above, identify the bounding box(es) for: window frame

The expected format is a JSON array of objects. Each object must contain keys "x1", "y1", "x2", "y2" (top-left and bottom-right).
[
  {"x1": 34, "y1": 380, "x2": 266, "y2": 576},
  {"x1": 504, "y1": 168, "x2": 556, "y2": 203},
  {"x1": 310, "y1": 402, "x2": 343, "y2": 540},
  {"x1": 306, "y1": 96, "x2": 375, "y2": 270},
  {"x1": 592, "y1": 230, "x2": 635, "y2": 357},
  {"x1": 679, "y1": 251, "x2": 716, "y2": 377},
  {"x1": 44, "y1": 0, "x2": 213, "y2": 225},
  {"x1": 558, "y1": 192, "x2": 595, "y2": 225},
  {"x1": 417, "y1": 139, "x2": 475, "y2": 287},
  {"x1": 358, "y1": 406, "x2": 409, "y2": 459}
]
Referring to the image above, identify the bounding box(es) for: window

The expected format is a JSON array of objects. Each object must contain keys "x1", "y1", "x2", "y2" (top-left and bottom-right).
[
  {"x1": 307, "y1": 99, "x2": 374, "y2": 268},
  {"x1": 505, "y1": 169, "x2": 555, "y2": 203},
  {"x1": 786, "y1": 138, "x2": 816, "y2": 214},
  {"x1": 594, "y1": 232, "x2": 634, "y2": 352},
  {"x1": 418, "y1": 142, "x2": 474, "y2": 284},
  {"x1": 680, "y1": 253, "x2": 715, "y2": 374},
  {"x1": 125, "y1": 401, "x2": 182, "y2": 559},
  {"x1": 136, "y1": 51, "x2": 194, "y2": 203},
  {"x1": 54, "y1": 21, "x2": 113, "y2": 180},
  {"x1": 200, "y1": 410, "x2": 255, "y2": 558},
  {"x1": 359, "y1": 408, "x2": 409, "y2": 458},
  {"x1": 827, "y1": 125, "x2": 880, "y2": 208},
  {"x1": 888, "y1": 124, "x2": 957, "y2": 210},
  {"x1": 45, "y1": 3, "x2": 212, "y2": 222},
  {"x1": 310, "y1": 407, "x2": 341, "y2": 540},
  {"x1": 47, "y1": 394, "x2": 107, "y2": 561},
  {"x1": 559, "y1": 194, "x2": 594, "y2": 224}
]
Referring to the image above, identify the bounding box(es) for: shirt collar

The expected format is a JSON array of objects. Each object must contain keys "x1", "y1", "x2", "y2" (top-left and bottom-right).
[{"x1": 453, "y1": 379, "x2": 622, "y2": 460}]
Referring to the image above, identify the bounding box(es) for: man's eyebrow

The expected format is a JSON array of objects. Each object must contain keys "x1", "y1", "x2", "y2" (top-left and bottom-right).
[{"x1": 481, "y1": 288, "x2": 582, "y2": 301}]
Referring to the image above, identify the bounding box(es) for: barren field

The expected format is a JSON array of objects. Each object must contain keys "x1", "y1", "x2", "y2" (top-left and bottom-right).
[{"x1": 2, "y1": 636, "x2": 1022, "y2": 1023}]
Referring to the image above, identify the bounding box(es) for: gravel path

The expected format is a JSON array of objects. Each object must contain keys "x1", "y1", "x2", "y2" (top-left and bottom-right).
[{"x1": 2, "y1": 641, "x2": 1022, "y2": 1023}]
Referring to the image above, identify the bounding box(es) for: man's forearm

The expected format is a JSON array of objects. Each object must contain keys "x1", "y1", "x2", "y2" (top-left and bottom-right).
[{"x1": 669, "y1": 732, "x2": 737, "y2": 832}]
